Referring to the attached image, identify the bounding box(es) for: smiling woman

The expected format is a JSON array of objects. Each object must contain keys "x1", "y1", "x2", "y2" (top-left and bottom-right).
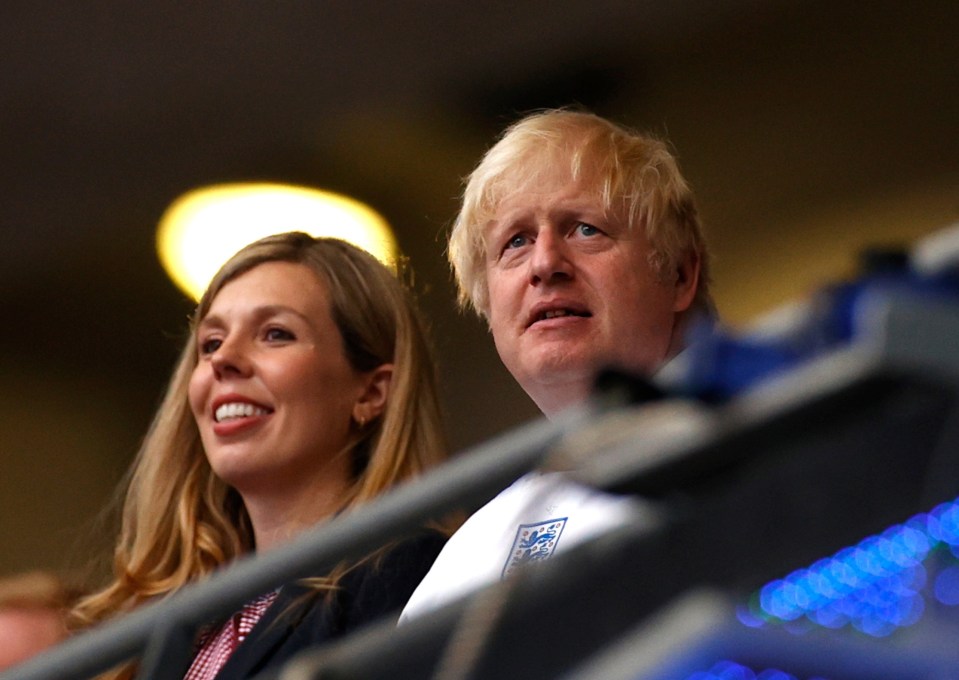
[
  {"x1": 65, "y1": 233, "x2": 452, "y2": 680},
  {"x1": 188, "y1": 261, "x2": 377, "y2": 540}
]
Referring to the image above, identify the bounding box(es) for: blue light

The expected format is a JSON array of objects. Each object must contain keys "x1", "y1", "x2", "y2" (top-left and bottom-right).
[
  {"x1": 933, "y1": 565, "x2": 959, "y2": 605},
  {"x1": 736, "y1": 603, "x2": 768, "y2": 628},
  {"x1": 809, "y1": 602, "x2": 846, "y2": 628},
  {"x1": 752, "y1": 496, "x2": 959, "y2": 637},
  {"x1": 712, "y1": 660, "x2": 756, "y2": 679},
  {"x1": 935, "y1": 504, "x2": 959, "y2": 545},
  {"x1": 684, "y1": 661, "x2": 812, "y2": 680},
  {"x1": 757, "y1": 672, "x2": 797, "y2": 680}
]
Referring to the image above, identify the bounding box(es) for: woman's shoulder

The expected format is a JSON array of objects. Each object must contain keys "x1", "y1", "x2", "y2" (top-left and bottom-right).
[
  {"x1": 338, "y1": 529, "x2": 448, "y2": 627},
  {"x1": 368, "y1": 529, "x2": 449, "y2": 584},
  {"x1": 250, "y1": 530, "x2": 448, "y2": 665}
]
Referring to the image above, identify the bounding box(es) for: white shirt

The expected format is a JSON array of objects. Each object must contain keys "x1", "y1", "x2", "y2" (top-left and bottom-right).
[{"x1": 399, "y1": 472, "x2": 652, "y2": 622}]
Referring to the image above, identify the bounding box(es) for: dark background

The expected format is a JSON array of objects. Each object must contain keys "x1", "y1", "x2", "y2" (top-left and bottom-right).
[{"x1": 1, "y1": 0, "x2": 956, "y2": 579}]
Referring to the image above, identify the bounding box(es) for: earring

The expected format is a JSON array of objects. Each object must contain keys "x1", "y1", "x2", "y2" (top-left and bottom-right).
[{"x1": 356, "y1": 415, "x2": 366, "y2": 429}]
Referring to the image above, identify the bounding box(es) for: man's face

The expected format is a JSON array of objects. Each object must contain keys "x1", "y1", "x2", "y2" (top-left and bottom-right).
[{"x1": 483, "y1": 172, "x2": 697, "y2": 416}]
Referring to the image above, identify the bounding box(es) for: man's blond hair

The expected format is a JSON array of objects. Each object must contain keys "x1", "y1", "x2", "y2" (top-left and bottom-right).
[{"x1": 448, "y1": 109, "x2": 713, "y2": 318}]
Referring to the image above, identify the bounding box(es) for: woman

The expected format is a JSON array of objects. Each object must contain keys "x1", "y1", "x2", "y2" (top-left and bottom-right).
[{"x1": 70, "y1": 232, "x2": 451, "y2": 679}]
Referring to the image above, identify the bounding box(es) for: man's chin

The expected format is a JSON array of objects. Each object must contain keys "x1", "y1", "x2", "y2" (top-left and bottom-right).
[{"x1": 514, "y1": 351, "x2": 599, "y2": 389}]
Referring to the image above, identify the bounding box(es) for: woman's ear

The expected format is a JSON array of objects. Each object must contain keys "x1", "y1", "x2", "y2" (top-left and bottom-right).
[
  {"x1": 352, "y1": 363, "x2": 394, "y2": 424},
  {"x1": 672, "y1": 249, "x2": 701, "y2": 313}
]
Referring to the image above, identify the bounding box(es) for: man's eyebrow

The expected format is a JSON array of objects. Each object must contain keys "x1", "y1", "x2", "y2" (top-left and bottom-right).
[{"x1": 551, "y1": 203, "x2": 606, "y2": 219}]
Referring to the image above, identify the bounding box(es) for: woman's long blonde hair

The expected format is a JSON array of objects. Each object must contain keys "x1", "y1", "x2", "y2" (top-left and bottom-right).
[{"x1": 70, "y1": 233, "x2": 448, "y2": 636}]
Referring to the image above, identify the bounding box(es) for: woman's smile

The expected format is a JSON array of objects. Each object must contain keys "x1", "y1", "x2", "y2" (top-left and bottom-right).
[{"x1": 188, "y1": 261, "x2": 367, "y2": 497}]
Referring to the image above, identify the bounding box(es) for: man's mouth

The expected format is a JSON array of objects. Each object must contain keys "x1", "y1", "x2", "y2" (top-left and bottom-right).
[
  {"x1": 528, "y1": 307, "x2": 592, "y2": 327},
  {"x1": 541, "y1": 309, "x2": 588, "y2": 320},
  {"x1": 214, "y1": 402, "x2": 273, "y2": 423}
]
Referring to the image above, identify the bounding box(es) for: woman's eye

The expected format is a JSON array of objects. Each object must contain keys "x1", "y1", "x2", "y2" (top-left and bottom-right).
[
  {"x1": 265, "y1": 327, "x2": 295, "y2": 342},
  {"x1": 575, "y1": 222, "x2": 600, "y2": 237},
  {"x1": 199, "y1": 338, "x2": 221, "y2": 355}
]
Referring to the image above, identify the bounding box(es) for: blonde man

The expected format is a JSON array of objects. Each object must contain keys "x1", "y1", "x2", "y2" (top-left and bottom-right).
[{"x1": 401, "y1": 109, "x2": 713, "y2": 620}]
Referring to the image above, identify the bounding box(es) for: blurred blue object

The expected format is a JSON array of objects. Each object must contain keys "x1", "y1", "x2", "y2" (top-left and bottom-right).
[
  {"x1": 676, "y1": 235, "x2": 959, "y2": 402},
  {"x1": 743, "y1": 499, "x2": 959, "y2": 637}
]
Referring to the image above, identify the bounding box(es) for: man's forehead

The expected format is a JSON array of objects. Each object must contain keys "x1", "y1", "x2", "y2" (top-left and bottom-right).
[{"x1": 488, "y1": 172, "x2": 606, "y2": 220}]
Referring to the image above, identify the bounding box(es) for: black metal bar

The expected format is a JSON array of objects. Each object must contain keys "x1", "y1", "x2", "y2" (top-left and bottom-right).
[
  {"x1": 135, "y1": 619, "x2": 196, "y2": 680},
  {"x1": 2, "y1": 407, "x2": 591, "y2": 680},
  {"x1": 277, "y1": 365, "x2": 959, "y2": 680}
]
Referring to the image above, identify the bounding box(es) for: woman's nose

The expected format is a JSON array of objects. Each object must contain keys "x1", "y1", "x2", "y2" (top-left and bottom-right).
[{"x1": 210, "y1": 337, "x2": 252, "y2": 378}]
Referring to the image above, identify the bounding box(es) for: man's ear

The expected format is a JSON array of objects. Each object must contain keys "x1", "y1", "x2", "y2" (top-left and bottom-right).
[
  {"x1": 672, "y1": 250, "x2": 701, "y2": 314},
  {"x1": 353, "y1": 364, "x2": 394, "y2": 424}
]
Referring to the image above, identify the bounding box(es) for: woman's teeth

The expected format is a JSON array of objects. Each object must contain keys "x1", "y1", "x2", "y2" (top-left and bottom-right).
[{"x1": 215, "y1": 403, "x2": 270, "y2": 423}]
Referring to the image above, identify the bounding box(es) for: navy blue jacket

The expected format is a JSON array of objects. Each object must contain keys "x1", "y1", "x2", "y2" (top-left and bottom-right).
[{"x1": 210, "y1": 530, "x2": 447, "y2": 679}]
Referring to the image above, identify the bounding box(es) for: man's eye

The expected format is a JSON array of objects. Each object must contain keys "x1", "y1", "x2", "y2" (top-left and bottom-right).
[
  {"x1": 505, "y1": 234, "x2": 528, "y2": 250},
  {"x1": 199, "y1": 338, "x2": 221, "y2": 355},
  {"x1": 265, "y1": 327, "x2": 294, "y2": 342},
  {"x1": 575, "y1": 222, "x2": 600, "y2": 237}
]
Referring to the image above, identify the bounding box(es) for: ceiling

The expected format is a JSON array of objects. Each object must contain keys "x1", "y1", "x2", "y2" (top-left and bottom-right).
[{"x1": 1, "y1": 0, "x2": 957, "y2": 577}]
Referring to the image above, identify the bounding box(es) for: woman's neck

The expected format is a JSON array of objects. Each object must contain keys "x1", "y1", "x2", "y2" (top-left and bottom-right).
[{"x1": 241, "y1": 476, "x2": 352, "y2": 552}]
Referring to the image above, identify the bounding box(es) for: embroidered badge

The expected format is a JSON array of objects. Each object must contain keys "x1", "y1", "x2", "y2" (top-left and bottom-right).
[{"x1": 502, "y1": 518, "x2": 568, "y2": 579}]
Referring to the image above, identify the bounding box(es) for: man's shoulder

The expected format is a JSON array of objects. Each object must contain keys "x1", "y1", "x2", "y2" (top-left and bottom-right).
[{"x1": 399, "y1": 474, "x2": 645, "y2": 622}]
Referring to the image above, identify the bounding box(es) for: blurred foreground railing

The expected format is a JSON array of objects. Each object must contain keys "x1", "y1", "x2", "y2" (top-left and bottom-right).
[
  {"x1": 278, "y1": 300, "x2": 959, "y2": 680},
  {"x1": 2, "y1": 405, "x2": 595, "y2": 680}
]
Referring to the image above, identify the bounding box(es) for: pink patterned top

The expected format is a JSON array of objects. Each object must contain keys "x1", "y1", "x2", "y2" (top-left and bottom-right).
[{"x1": 183, "y1": 590, "x2": 279, "y2": 680}]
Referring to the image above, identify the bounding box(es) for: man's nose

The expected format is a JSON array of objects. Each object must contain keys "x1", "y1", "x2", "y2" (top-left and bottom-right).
[
  {"x1": 529, "y1": 230, "x2": 573, "y2": 284},
  {"x1": 210, "y1": 337, "x2": 252, "y2": 378}
]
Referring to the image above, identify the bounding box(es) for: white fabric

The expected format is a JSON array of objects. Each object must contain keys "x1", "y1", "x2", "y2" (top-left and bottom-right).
[{"x1": 399, "y1": 472, "x2": 650, "y2": 622}]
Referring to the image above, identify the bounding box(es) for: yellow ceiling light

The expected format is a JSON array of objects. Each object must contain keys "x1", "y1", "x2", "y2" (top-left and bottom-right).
[{"x1": 157, "y1": 182, "x2": 398, "y2": 301}]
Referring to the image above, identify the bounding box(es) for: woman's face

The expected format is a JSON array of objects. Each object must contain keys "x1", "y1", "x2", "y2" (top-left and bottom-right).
[{"x1": 188, "y1": 261, "x2": 372, "y2": 499}]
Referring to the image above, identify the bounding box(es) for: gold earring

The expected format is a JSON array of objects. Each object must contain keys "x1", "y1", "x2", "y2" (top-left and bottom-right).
[{"x1": 357, "y1": 415, "x2": 366, "y2": 428}]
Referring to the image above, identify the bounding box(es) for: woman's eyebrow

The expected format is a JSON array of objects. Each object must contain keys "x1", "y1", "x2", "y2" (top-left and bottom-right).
[
  {"x1": 195, "y1": 313, "x2": 224, "y2": 331},
  {"x1": 197, "y1": 305, "x2": 312, "y2": 330}
]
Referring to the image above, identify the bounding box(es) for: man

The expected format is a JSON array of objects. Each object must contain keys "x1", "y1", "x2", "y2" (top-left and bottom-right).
[{"x1": 401, "y1": 109, "x2": 714, "y2": 620}]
